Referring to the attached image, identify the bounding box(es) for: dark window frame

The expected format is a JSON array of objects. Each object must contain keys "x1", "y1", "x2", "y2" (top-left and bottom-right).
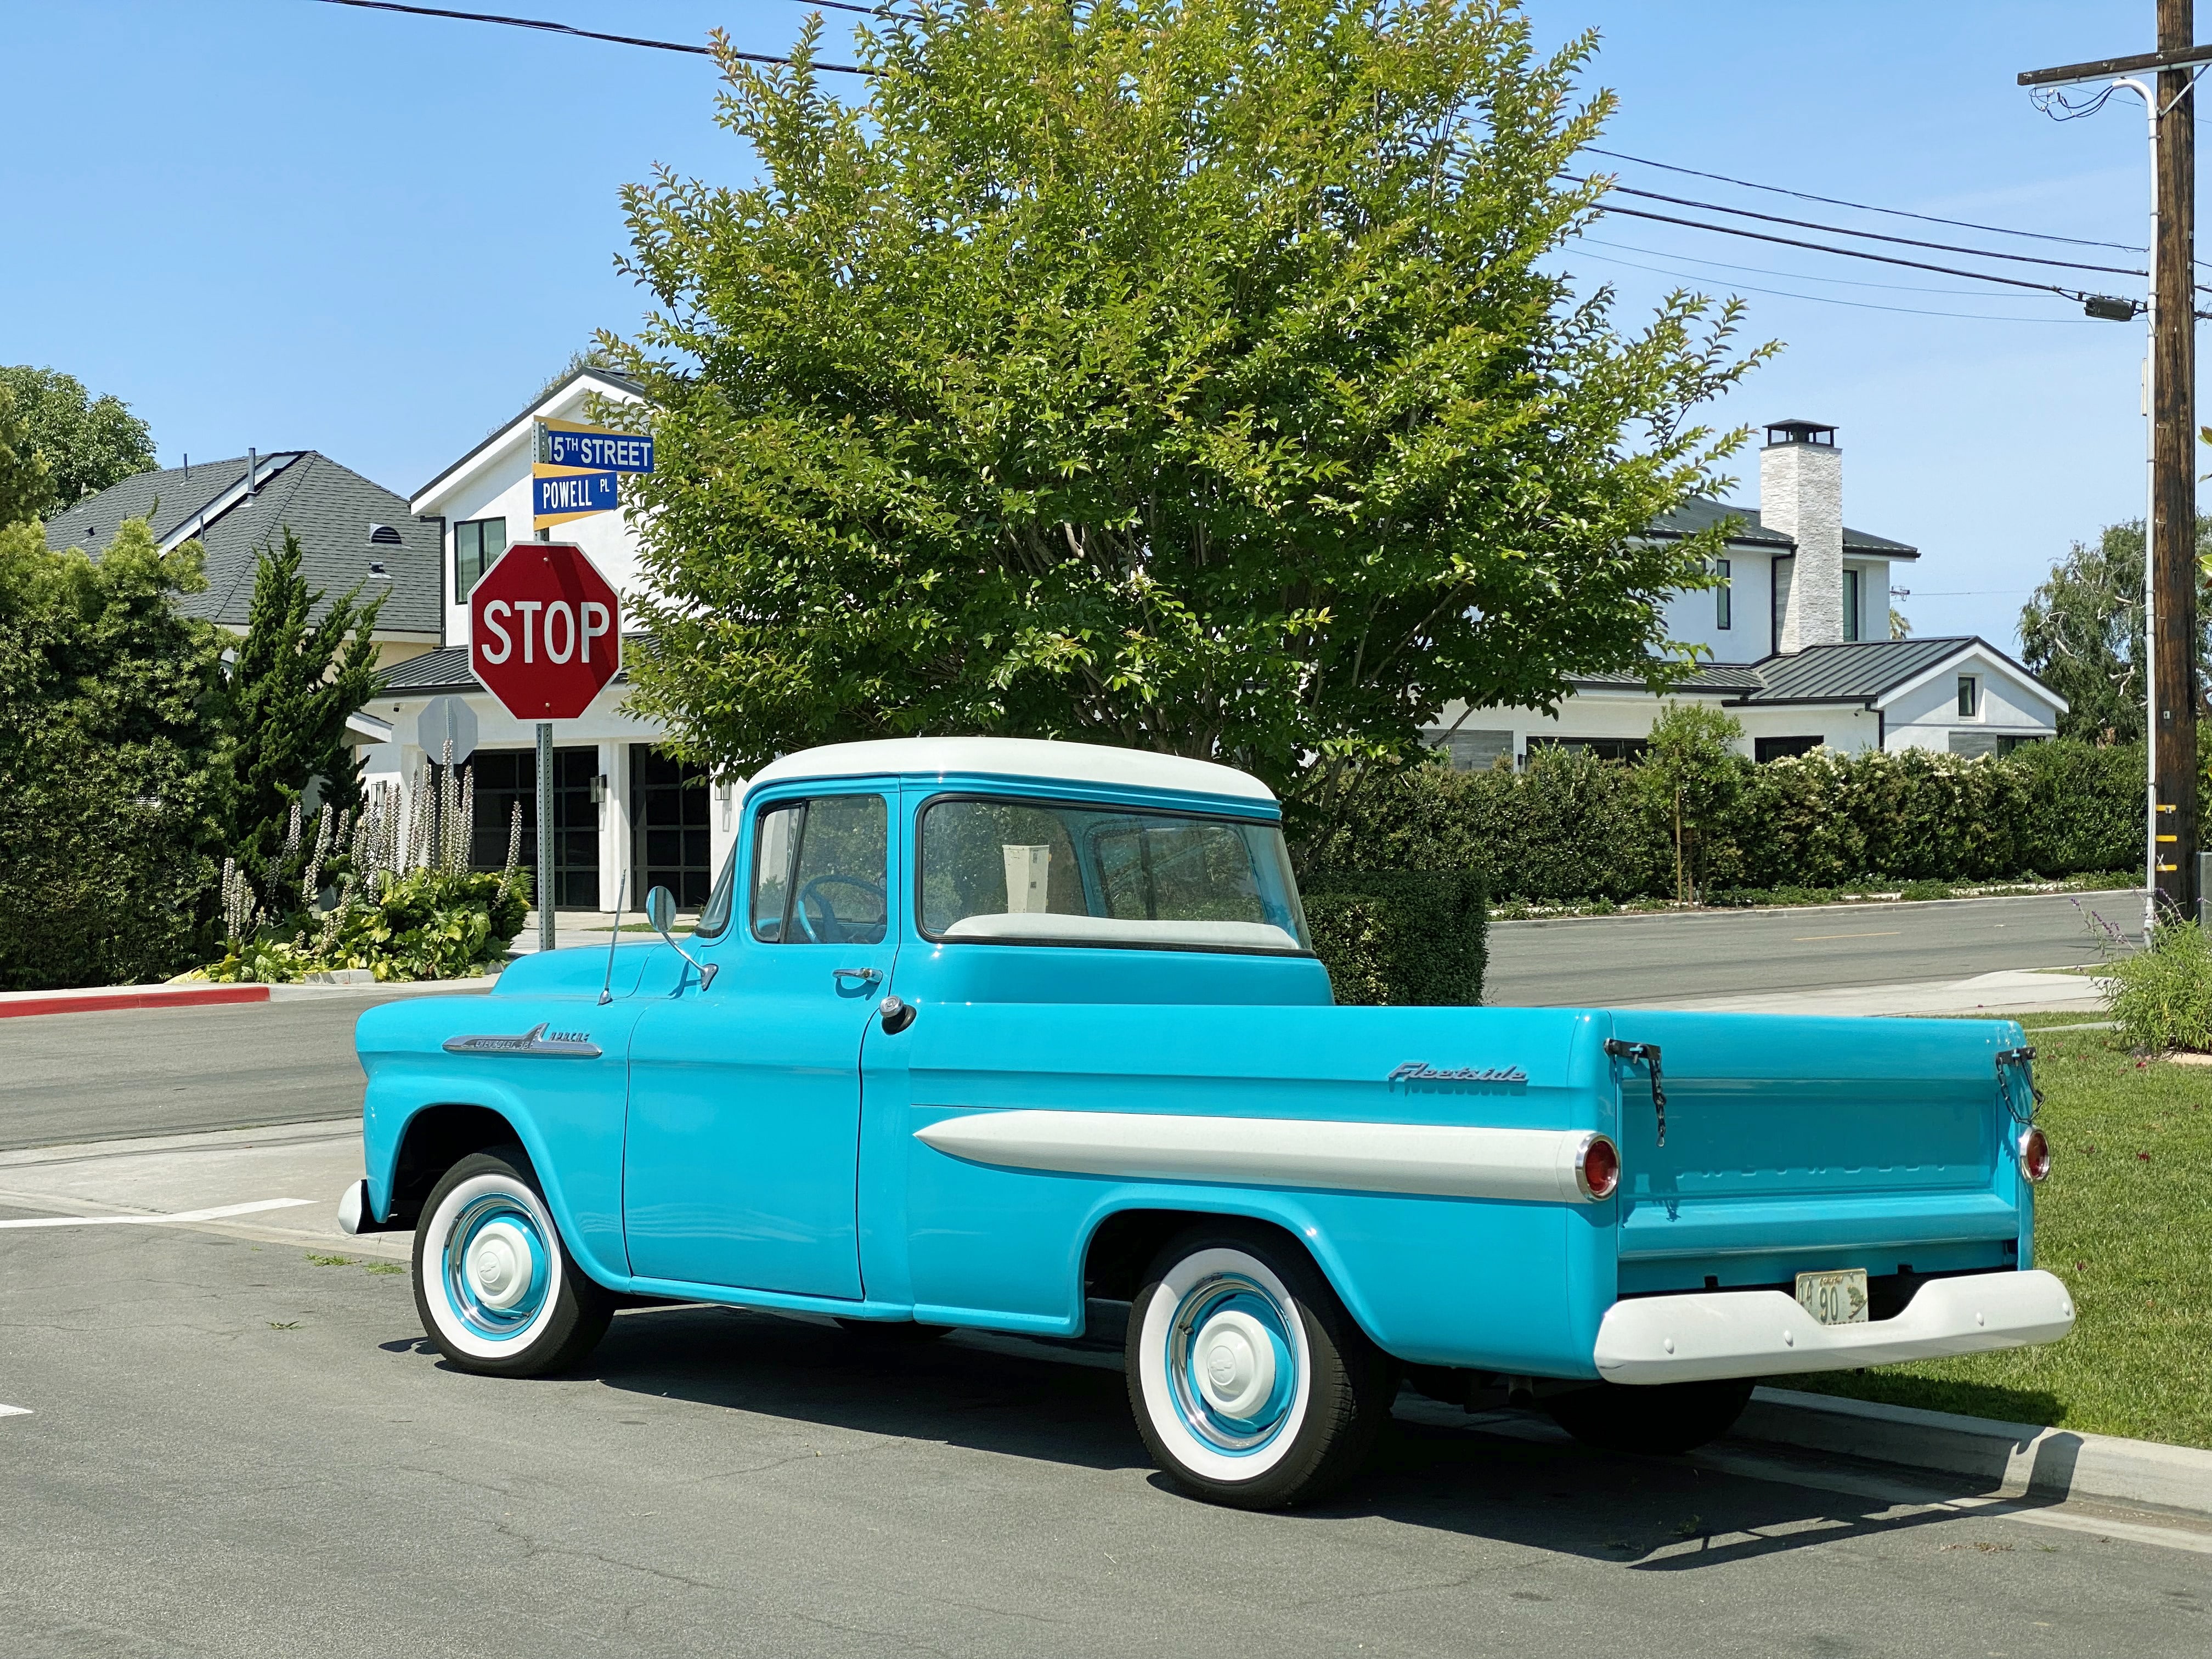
[
  {"x1": 1714, "y1": 557, "x2": 1732, "y2": 631},
  {"x1": 453, "y1": 516, "x2": 507, "y2": 601}
]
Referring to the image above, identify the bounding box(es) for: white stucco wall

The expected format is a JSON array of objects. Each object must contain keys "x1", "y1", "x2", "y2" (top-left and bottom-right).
[
  {"x1": 1880, "y1": 650, "x2": 2062, "y2": 752},
  {"x1": 1431, "y1": 690, "x2": 1881, "y2": 765},
  {"x1": 1659, "y1": 549, "x2": 1776, "y2": 662}
]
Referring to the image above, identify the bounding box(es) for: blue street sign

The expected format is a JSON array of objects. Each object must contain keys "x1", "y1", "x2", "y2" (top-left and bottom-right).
[
  {"x1": 534, "y1": 471, "x2": 619, "y2": 518},
  {"x1": 542, "y1": 428, "x2": 655, "y2": 472}
]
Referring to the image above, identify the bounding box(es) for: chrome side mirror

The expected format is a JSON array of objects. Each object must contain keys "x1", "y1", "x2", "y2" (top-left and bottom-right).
[{"x1": 645, "y1": 884, "x2": 718, "y2": 990}]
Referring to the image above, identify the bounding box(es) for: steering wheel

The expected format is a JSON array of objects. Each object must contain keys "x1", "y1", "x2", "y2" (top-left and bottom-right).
[{"x1": 793, "y1": 874, "x2": 887, "y2": 943}]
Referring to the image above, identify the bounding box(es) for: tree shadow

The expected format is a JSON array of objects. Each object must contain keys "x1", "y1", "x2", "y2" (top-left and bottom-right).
[{"x1": 565, "y1": 1304, "x2": 2050, "y2": 1569}]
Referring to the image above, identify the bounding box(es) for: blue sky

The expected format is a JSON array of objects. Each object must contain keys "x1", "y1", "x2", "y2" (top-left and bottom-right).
[{"x1": 0, "y1": 1, "x2": 2187, "y2": 648}]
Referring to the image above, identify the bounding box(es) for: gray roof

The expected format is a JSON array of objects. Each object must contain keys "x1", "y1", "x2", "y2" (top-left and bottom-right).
[
  {"x1": 1649, "y1": 495, "x2": 1919, "y2": 560},
  {"x1": 375, "y1": 637, "x2": 641, "y2": 697},
  {"x1": 1571, "y1": 636, "x2": 2049, "y2": 707},
  {"x1": 44, "y1": 452, "x2": 444, "y2": 636}
]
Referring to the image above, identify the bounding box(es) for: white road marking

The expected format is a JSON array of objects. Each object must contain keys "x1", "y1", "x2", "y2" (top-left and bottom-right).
[
  {"x1": 1, "y1": 1404, "x2": 30, "y2": 1418},
  {"x1": 0, "y1": 1198, "x2": 315, "y2": 1229}
]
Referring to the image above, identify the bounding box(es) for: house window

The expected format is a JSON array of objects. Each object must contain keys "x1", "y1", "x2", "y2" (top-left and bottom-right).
[
  {"x1": 453, "y1": 516, "x2": 507, "y2": 601},
  {"x1": 1525, "y1": 736, "x2": 1649, "y2": 763},
  {"x1": 1843, "y1": 568, "x2": 1863, "y2": 642},
  {"x1": 1957, "y1": 674, "x2": 1979, "y2": 718},
  {"x1": 1755, "y1": 736, "x2": 1823, "y2": 763},
  {"x1": 1714, "y1": 558, "x2": 1732, "y2": 630}
]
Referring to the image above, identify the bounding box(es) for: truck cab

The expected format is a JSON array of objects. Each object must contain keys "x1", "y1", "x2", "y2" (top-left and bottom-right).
[{"x1": 347, "y1": 736, "x2": 2073, "y2": 1510}]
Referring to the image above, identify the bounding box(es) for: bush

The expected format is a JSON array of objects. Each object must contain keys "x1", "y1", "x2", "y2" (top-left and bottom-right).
[
  {"x1": 1301, "y1": 870, "x2": 1487, "y2": 1005},
  {"x1": 2103, "y1": 918, "x2": 2212, "y2": 1052},
  {"x1": 193, "y1": 869, "x2": 528, "y2": 984},
  {"x1": 2015, "y1": 737, "x2": 2144, "y2": 875}
]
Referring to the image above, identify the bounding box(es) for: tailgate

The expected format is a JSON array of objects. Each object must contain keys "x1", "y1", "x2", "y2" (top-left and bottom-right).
[{"x1": 1600, "y1": 1011, "x2": 2031, "y2": 1295}]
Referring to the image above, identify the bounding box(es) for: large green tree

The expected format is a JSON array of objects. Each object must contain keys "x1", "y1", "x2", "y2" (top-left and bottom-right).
[
  {"x1": 220, "y1": 527, "x2": 383, "y2": 902},
  {"x1": 610, "y1": 0, "x2": 1768, "y2": 813},
  {"x1": 0, "y1": 518, "x2": 227, "y2": 989},
  {"x1": 0, "y1": 365, "x2": 157, "y2": 520},
  {"x1": 0, "y1": 380, "x2": 49, "y2": 526},
  {"x1": 2017, "y1": 518, "x2": 2212, "y2": 744}
]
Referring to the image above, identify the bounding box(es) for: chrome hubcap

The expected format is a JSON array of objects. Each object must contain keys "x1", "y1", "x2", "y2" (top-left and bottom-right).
[
  {"x1": 1165, "y1": 1272, "x2": 1297, "y2": 1454},
  {"x1": 443, "y1": 1193, "x2": 551, "y2": 1340}
]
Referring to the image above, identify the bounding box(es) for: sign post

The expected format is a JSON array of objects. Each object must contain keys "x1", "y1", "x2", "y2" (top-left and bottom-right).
[{"x1": 467, "y1": 542, "x2": 624, "y2": 953}]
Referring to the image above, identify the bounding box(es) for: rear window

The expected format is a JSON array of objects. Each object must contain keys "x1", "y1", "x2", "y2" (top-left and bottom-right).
[{"x1": 918, "y1": 796, "x2": 1309, "y2": 954}]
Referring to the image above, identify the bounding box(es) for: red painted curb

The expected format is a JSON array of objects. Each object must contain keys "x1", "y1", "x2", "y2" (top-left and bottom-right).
[{"x1": 0, "y1": 985, "x2": 272, "y2": 1019}]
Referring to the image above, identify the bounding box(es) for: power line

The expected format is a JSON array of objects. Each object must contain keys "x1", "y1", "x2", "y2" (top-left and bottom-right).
[
  {"x1": 1575, "y1": 249, "x2": 2085, "y2": 324},
  {"x1": 1582, "y1": 235, "x2": 2059, "y2": 298},
  {"x1": 1585, "y1": 144, "x2": 2152, "y2": 256},
  {"x1": 1594, "y1": 202, "x2": 2138, "y2": 308},
  {"x1": 1576, "y1": 177, "x2": 2155, "y2": 281},
  {"x1": 308, "y1": 0, "x2": 876, "y2": 74}
]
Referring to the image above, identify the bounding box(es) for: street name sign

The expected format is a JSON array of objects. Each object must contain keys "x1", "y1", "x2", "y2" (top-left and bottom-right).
[
  {"x1": 468, "y1": 541, "x2": 622, "y2": 720},
  {"x1": 532, "y1": 417, "x2": 654, "y2": 531}
]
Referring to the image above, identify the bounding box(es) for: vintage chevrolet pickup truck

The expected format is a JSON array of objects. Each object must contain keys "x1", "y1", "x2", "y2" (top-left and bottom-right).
[{"x1": 343, "y1": 736, "x2": 2073, "y2": 1509}]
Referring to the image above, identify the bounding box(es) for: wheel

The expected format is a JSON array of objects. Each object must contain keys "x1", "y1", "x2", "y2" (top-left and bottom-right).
[
  {"x1": 1544, "y1": 1378, "x2": 1754, "y2": 1455},
  {"x1": 411, "y1": 1148, "x2": 613, "y2": 1378},
  {"x1": 1126, "y1": 1223, "x2": 1392, "y2": 1510}
]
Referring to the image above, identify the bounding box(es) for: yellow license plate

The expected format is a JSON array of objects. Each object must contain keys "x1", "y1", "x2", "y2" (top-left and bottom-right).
[{"x1": 1795, "y1": 1268, "x2": 1869, "y2": 1325}]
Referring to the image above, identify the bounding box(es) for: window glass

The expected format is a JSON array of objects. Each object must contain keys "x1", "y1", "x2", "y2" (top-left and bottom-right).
[
  {"x1": 919, "y1": 797, "x2": 1309, "y2": 954},
  {"x1": 751, "y1": 795, "x2": 888, "y2": 944},
  {"x1": 1957, "y1": 675, "x2": 1979, "y2": 718},
  {"x1": 1843, "y1": 569, "x2": 1862, "y2": 642},
  {"x1": 1714, "y1": 558, "x2": 1731, "y2": 630},
  {"x1": 454, "y1": 517, "x2": 507, "y2": 600}
]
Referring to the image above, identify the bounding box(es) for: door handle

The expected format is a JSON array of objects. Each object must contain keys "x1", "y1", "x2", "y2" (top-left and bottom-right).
[{"x1": 833, "y1": 967, "x2": 882, "y2": 984}]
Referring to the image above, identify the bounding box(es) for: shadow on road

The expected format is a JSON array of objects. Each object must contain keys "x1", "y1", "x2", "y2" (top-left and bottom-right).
[{"x1": 534, "y1": 1302, "x2": 2050, "y2": 1570}]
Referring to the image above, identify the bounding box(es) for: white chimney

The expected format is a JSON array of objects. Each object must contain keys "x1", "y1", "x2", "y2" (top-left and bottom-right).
[{"x1": 1760, "y1": 419, "x2": 1844, "y2": 653}]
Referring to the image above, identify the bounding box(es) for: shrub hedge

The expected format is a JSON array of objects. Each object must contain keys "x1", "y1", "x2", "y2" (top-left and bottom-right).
[
  {"x1": 1301, "y1": 870, "x2": 1488, "y2": 1006},
  {"x1": 1301, "y1": 737, "x2": 2142, "y2": 910}
]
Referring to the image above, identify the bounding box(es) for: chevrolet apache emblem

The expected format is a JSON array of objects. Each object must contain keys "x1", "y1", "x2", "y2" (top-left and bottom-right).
[
  {"x1": 1388, "y1": 1061, "x2": 1528, "y2": 1085},
  {"x1": 442, "y1": 1023, "x2": 601, "y2": 1058}
]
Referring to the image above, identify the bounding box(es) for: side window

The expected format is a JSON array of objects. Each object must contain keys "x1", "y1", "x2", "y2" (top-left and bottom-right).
[{"x1": 750, "y1": 795, "x2": 889, "y2": 944}]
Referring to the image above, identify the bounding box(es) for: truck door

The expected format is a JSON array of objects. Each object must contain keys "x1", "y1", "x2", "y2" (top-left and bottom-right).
[{"x1": 623, "y1": 788, "x2": 893, "y2": 1299}]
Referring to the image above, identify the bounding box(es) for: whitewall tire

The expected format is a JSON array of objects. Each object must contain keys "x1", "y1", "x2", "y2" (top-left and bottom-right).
[
  {"x1": 1126, "y1": 1224, "x2": 1392, "y2": 1509},
  {"x1": 411, "y1": 1148, "x2": 612, "y2": 1378}
]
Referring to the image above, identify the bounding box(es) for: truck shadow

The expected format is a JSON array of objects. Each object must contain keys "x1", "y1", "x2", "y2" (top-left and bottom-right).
[{"x1": 582, "y1": 1302, "x2": 2053, "y2": 1569}]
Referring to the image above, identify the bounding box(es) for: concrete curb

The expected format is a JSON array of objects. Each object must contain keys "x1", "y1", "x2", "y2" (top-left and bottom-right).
[
  {"x1": 0, "y1": 984, "x2": 270, "y2": 1018},
  {"x1": 1740, "y1": 1387, "x2": 2212, "y2": 1520}
]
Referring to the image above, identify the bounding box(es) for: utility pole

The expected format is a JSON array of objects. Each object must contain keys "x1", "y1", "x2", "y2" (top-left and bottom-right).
[{"x1": 2023, "y1": 3, "x2": 2205, "y2": 928}]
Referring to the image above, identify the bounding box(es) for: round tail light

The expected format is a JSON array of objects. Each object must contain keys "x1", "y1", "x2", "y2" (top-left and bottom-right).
[
  {"x1": 1578, "y1": 1133, "x2": 1621, "y2": 1201},
  {"x1": 2017, "y1": 1126, "x2": 2051, "y2": 1183}
]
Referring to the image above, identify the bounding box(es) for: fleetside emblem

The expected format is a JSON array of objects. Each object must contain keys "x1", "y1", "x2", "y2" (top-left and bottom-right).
[
  {"x1": 1389, "y1": 1061, "x2": 1528, "y2": 1085},
  {"x1": 443, "y1": 1022, "x2": 602, "y2": 1059}
]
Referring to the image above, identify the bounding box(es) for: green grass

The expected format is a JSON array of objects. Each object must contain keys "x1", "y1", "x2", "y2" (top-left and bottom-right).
[{"x1": 1781, "y1": 1011, "x2": 2212, "y2": 1448}]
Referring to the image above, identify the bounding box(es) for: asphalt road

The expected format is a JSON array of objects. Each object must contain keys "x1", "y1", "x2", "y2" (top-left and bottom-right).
[
  {"x1": 1484, "y1": 891, "x2": 2139, "y2": 1008},
  {"x1": 0, "y1": 1163, "x2": 2203, "y2": 1659},
  {"x1": 0, "y1": 989, "x2": 484, "y2": 1153}
]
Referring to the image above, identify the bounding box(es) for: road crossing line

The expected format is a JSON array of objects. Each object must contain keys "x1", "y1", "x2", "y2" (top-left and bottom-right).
[{"x1": 0, "y1": 1198, "x2": 314, "y2": 1229}]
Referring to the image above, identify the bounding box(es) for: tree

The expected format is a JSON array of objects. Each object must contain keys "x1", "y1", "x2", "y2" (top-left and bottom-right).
[
  {"x1": 0, "y1": 518, "x2": 227, "y2": 989},
  {"x1": 0, "y1": 379, "x2": 49, "y2": 527},
  {"x1": 1642, "y1": 701, "x2": 1745, "y2": 901},
  {"x1": 0, "y1": 366, "x2": 156, "y2": 518},
  {"x1": 610, "y1": 0, "x2": 1770, "y2": 823},
  {"x1": 2017, "y1": 518, "x2": 2212, "y2": 744},
  {"x1": 219, "y1": 527, "x2": 383, "y2": 910}
]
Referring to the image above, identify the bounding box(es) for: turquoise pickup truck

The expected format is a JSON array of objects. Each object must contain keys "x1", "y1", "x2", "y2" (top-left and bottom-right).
[{"x1": 342, "y1": 737, "x2": 2072, "y2": 1509}]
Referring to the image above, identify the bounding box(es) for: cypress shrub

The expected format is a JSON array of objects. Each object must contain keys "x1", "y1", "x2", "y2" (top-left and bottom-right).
[{"x1": 1301, "y1": 870, "x2": 1487, "y2": 1005}]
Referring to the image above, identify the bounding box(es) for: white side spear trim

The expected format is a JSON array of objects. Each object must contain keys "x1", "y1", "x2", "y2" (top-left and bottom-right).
[{"x1": 913, "y1": 1110, "x2": 1609, "y2": 1204}]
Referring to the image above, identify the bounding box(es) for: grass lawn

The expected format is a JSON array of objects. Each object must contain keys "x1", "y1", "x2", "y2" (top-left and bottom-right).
[{"x1": 1779, "y1": 1011, "x2": 2212, "y2": 1448}]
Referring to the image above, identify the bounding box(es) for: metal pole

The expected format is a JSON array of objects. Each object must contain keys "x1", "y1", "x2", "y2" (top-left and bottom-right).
[
  {"x1": 537, "y1": 720, "x2": 555, "y2": 952},
  {"x1": 2117, "y1": 74, "x2": 2163, "y2": 936}
]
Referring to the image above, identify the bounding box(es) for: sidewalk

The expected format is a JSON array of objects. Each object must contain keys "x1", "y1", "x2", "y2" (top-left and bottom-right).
[{"x1": 1639, "y1": 967, "x2": 2111, "y2": 1018}]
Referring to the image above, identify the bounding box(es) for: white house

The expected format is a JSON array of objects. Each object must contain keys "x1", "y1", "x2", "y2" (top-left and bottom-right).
[
  {"x1": 1425, "y1": 420, "x2": 2067, "y2": 766},
  {"x1": 356, "y1": 366, "x2": 735, "y2": 916}
]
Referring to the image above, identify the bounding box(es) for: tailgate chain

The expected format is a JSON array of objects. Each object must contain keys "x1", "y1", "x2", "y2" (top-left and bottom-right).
[
  {"x1": 1604, "y1": 1039, "x2": 1666, "y2": 1146},
  {"x1": 1995, "y1": 1046, "x2": 2041, "y2": 1125}
]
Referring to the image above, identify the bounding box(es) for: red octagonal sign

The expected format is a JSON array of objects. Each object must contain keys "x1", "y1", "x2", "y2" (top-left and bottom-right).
[{"x1": 469, "y1": 542, "x2": 621, "y2": 720}]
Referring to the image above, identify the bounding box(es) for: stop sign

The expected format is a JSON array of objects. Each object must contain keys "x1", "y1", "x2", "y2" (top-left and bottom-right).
[{"x1": 468, "y1": 542, "x2": 621, "y2": 720}]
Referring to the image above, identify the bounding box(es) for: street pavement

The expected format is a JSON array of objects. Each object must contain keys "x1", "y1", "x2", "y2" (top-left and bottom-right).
[
  {"x1": 1, "y1": 1120, "x2": 2206, "y2": 1658},
  {"x1": 1484, "y1": 890, "x2": 2137, "y2": 1009},
  {"x1": 1, "y1": 984, "x2": 487, "y2": 1152}
]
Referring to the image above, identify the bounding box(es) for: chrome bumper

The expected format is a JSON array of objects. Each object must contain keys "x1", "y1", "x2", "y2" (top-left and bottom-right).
[
  {"x1": 1593, "y1": 1269, "x2": 2075, "y2": 1385},
  {"x1": 335, "y1": 1179, "x2": 408, "y2": 1237}
]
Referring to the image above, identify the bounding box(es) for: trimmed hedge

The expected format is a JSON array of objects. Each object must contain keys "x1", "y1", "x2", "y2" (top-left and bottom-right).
[
  {"x1": 1302, "y1": 737, "x2": 2142, "y2": 909},
  {"x1": 1301, "y1": 869, "x2": 1488, "y2": 1005}
]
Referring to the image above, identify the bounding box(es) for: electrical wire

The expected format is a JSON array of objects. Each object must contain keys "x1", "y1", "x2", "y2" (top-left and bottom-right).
[
  {"x1": 308, "y1": 0, "x2": 876, "y2": 74},
  {"x1": 1575, "y1": 249, "x2": 2084, "y2": 324},
  {"x1": 1572, "y1": 178, "x2": 2154, "y2": 281},
  {"x1": 1581, "y1": 235, "x2": 2053, "y2": 298},
  {"x1": 1583, "y1": 144, "x2": 2150, "y2": 256}
]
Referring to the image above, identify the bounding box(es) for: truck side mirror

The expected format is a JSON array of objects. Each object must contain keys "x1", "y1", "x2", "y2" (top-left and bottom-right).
[{"x1": 644, "y1": 884, "x2": 716, "y2": 990}]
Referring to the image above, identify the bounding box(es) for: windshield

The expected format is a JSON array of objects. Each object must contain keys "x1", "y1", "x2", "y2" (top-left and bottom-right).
[{"x1": 918, "y1": 796, "x2": 1310, "y2": 954}]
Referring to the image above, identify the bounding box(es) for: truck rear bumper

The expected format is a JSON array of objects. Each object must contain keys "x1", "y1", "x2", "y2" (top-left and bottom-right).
[{"x1": 1593, "y1": 1270, "x2": 2075, "y2": 1385}]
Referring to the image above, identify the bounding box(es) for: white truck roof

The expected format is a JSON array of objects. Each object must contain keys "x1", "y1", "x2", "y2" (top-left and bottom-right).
[{"x1": 744, "y1": 736, "x2": 1277, "y2": 804}]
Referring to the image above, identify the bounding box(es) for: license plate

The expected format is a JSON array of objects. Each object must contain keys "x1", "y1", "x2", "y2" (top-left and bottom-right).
[{"x1": 1795, "y1": 1269, "x2": 1869, "y2": 1325}]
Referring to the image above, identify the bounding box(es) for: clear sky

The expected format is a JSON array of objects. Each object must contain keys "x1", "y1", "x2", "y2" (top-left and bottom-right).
[{"x1": 1, "y1": 1, "x2": 2191, "y2": 648}]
